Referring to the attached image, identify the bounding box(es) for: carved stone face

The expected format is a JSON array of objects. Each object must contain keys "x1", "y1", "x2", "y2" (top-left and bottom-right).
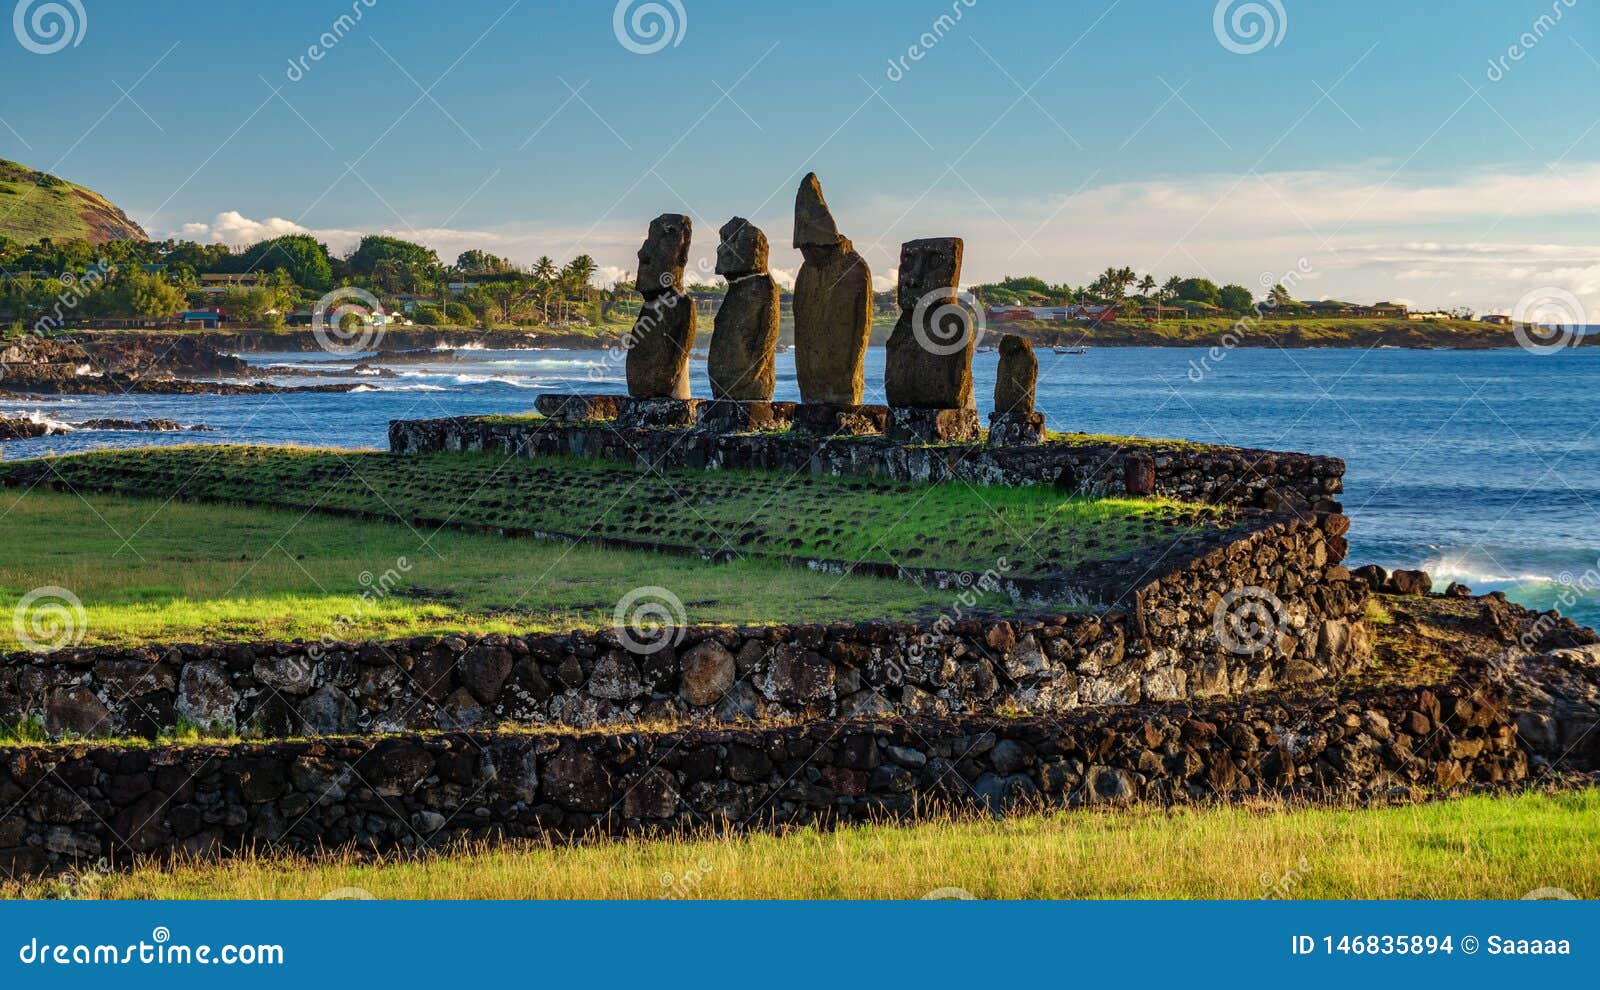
[
  {"x1": 636, "y1": 214, "x2": 692, "y2": 296},
  {"x1": 897, "y1": 237, "x2": 964, "y2": 312},
  {"x1": 716, "y1": 218, "x2": 768, "y2": 277}
]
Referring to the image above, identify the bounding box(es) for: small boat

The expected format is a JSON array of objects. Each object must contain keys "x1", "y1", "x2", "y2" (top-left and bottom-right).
[
  {"x1": 1053, "y1": 347, "x2": 1088, "y2": 355},
  {"x1": 976, "y1": 345, "x2": 998, "y2": 354}
]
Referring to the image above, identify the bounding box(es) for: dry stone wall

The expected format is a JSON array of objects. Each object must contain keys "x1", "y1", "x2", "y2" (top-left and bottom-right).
[{"x1": 0, "y1": 669, "x2": 1534, "y2": 876}]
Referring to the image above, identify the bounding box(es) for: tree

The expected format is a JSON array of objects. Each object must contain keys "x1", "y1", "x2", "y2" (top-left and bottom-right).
[
  {"x1": 455, "y1": 249, "x2": 512, "y2": 275},
  {"x1": 346, "y1": 235, "x2": 439, "y2": 277},
  {"x1": 238, "y1": 235, "x2": 332, "y2": 292},
  {"x1": 461, "y1": 286, "x2": 497, "y2": 328},
  {"x1": 1269, "y1": 283, "x2": 1295, "y2": 308},
  {"x1": 1218, "y1": 284, "x2": 1254, "y2": 314},
  {"x1": 1173, "y1": 278, "x2": 1221, "y2": 307},
  {"x1": 123, "y1": 271, "x2": 186, "y2": 320},
  {"x1": 1137, "y1": 274, "x2": 1157, "y2": 298}
]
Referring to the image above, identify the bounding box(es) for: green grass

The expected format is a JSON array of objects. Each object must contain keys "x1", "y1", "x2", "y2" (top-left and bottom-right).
[
  {"x1": 15, "y1": 789, "x2": 1595, "y2": 900},
  {"x1": 0, "y1": 488, "x2": 995, "y2": 651},
  {"x1": 4, "y1": 445, "x2": 1215, "y2": 581},
  {"x1": 0, "y1": 158, "x2": 145, "y2": 245}
]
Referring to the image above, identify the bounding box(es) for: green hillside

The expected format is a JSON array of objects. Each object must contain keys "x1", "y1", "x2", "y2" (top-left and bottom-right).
[{"x1": 0, "y1": 158, "x2": 146, "y2": 245}]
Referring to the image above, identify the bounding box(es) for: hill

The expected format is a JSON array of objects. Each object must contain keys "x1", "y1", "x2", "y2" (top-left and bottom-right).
[{"x1": 0, "y1": 158, "x2": 147, "y2": 245}]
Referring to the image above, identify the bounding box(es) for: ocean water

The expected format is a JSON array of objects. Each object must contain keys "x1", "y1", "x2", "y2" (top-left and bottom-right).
[{"x1": 4, "y1": 344, "x2": 1598, "y2": 627}]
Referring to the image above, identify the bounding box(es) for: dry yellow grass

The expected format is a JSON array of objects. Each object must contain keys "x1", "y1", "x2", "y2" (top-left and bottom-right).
[{"x1": 16, "y1": 789, "x2": 1596, "y2": 901}]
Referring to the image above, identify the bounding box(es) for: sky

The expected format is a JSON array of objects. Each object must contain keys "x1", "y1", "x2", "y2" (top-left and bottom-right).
[{"x1": 0, "y1": 0, "x2": 1596, "y2": 315}]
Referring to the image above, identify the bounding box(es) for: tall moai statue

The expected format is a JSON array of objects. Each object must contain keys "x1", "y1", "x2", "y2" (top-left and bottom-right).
[
  {"x1": 626, "y1": 213, "x2": 696, "y2": 400},
  {"x1": 989, "y1": 333, "x2": 1046, "y2": 446},
  {"x1": 708, "y1": 217, "x2": 780, "y2": 401},
  {"x1": 883, "y1": 237, "x2": 981, "y2": 442},
  {"x1": 792, "y1": 173, "x2": 874, "y2": 406}
]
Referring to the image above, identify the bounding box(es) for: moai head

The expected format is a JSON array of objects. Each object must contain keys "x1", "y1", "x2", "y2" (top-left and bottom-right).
[
  {"x1": 716, "y1": 217, "x2": 769, "y2": 278},
  {"x1": 897, "y1": 237, "x2": 964, "y2": 313},
  {"x1": 636, "y1": 214, "x2": 693, "y2": 297}
]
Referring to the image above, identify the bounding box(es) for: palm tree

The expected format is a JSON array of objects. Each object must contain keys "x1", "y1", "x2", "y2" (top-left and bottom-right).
[{"x1": 1138, "y1": 274, "x2": 1157, "y2": 320}]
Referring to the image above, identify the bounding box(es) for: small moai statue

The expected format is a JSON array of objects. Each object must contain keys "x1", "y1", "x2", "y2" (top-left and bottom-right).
[
  {"x1": 626, "y1": 213, "x2": 696, "y2": 402},
  {"x1": 791, "y1": 173, "x2": 875, "y2": 415},
  {"x1": 988, "y1": 333, "x2": 1046, "y2": 446}
]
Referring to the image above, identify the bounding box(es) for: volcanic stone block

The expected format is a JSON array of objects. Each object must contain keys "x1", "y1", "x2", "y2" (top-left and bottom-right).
[
  {"x1": 696, "y1": 400, "x2": 796, "y2": 434},
  {"x1": 709, "y1": 218, "x2": 780, "y2": 401},
  {"x1": 627, "y1": 292, "x2": 697, "y2": 399},
  {"x1": 887, "y1": 406, "x2": 981, "y2": 444},
  {"x1": 616, "y1": 397, "x2": 702, "y2": 430},
  {"x1": 627, "y1": 214, "x2": 697, "y2": 399},
  {"x1": 535, "y1": 393, "x2": 622, "y2": 423},
  {"x1": 994, "y1": 334, "x2": 1038, "y2": 414},
  {"x1": 1124, "y1": 454, "x2": 1156, "y2": 496},
  {"x1": 791, "y1": 403, "x2": 889, "y2": 437},
  {"x1": 884, "y1": 237, "x2": 974, "y2": 410},
  {"x1": 792, "y1": 174, "x2": 873, "y2": 405},
  {"x1": 988, "y1": 411, "x2": 1047, "y2": 447}
]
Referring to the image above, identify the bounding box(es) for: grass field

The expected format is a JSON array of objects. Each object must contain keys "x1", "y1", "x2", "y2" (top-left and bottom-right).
[
  {"x1": 3, "y1": 445, "x2": 1211, "y2": 581},
  {"x1": 0, "y1": 488, "x2": 997, "y2": 651},
  {"x1": 13, "y1": 789, "x2": 1594, "y2": 900}
]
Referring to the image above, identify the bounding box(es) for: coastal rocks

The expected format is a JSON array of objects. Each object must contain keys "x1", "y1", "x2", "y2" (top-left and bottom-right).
[
  {"x1": 708, "y1": 218, "x2": 780, "y2": 402},
  {"x1": 884, "y1": 237, "x2": 974, "y2": 410},
  {"x1": 0, "y1": 416, "x2": 212, "y2": 440},
  {"x1": 626, "y1": 214, "x2": 697, "y2": 401},
  {"x1": 1387, "y1": 569, "x2": 1434, "y2": 596},
  {"x1": 792, "y1": 174, "x2": 874, "y2": 406}
]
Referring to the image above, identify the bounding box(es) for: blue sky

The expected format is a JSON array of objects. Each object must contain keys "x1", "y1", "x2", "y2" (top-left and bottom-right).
[{"x1": 1, "y1": 0, "x2": 1596, "y2": 313}]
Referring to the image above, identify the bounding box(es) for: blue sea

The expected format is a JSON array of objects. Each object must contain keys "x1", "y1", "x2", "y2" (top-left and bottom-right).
[{"x1": 5, "y1": 344, "x2": 1598, "y2": 628}]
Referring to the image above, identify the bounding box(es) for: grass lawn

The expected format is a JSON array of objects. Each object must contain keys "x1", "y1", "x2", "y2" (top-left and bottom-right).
[
  {"x1": 16, "y1": 789, "x2": 1595, "y2": 900},
  {"x1": 3, "y1": 445, "x2": 1213, "y2": 581},
  {"x1": 0, "y1": 488, "x2": 998, "y2": 651}
]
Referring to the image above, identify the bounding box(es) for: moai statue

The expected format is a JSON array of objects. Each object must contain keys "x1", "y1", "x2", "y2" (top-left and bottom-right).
[
  {"x1": 698, "y1": 217, "x2": 793, "y2": 433},
  {"x1": 883, "y1": 237, "x2": 981, "y2": 443},
  {"x1": 791, "y1": 173, "x2": 875, "y2": 414},
  {"x1": 708, "y1": 217, "x2": 780, "y2": 402},
  {"x1": 988, "y1": 333, "x2": 1046, "y2": 446},
  {"x1": 626, "y1": 213, "x2": 696, "y2": 402}
]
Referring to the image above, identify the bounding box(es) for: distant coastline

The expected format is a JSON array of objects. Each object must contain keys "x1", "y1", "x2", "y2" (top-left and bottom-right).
[{"x1": 51, "y1": 317, "x2": 1588, "y2": 356}]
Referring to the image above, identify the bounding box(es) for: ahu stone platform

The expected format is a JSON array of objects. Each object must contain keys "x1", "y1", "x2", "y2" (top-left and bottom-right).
[{"x1": 389, "y1": 415, "x2": 1345, "y2": 515}]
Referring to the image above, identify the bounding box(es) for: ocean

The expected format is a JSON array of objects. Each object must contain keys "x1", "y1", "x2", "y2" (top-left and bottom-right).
[{"x1": 4, "y1": 343, "x2": 1598, "y2": 627}]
